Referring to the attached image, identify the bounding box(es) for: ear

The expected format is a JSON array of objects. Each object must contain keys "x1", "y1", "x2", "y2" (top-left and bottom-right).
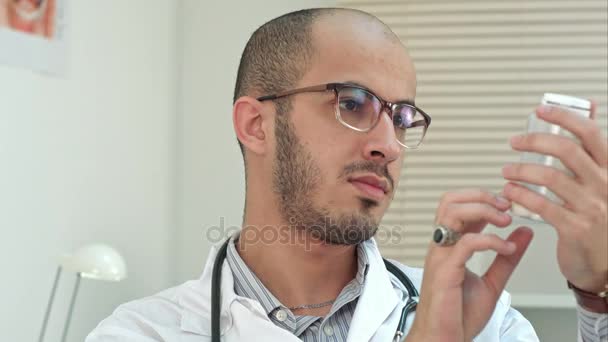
[{"x1": 233, "y1": 96, "x2": 270, "y2": 155}]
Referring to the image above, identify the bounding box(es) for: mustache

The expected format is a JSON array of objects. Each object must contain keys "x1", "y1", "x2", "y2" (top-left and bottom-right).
[{"x1": 340, "y1": 161, "x2": 395, "y2": 192}]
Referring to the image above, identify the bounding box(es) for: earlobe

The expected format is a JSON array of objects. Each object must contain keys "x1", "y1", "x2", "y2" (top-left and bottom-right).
[{"x1": 233, "y1": 96, "x2": 268, "y2": 155}]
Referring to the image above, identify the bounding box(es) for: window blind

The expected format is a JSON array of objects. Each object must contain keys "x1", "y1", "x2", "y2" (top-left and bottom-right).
[{"x1": 339, "y1": 0, "x2": 608, "y2": 268}]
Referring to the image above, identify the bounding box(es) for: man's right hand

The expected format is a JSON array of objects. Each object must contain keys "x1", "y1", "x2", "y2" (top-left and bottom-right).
[{"x1": 405, "y1": 189, "x2": 535, "y2": 342}]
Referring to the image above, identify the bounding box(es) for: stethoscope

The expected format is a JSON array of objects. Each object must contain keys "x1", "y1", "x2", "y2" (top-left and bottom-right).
[{"x1": 211, "y1": 238, "x2": 420, "y2": 342}]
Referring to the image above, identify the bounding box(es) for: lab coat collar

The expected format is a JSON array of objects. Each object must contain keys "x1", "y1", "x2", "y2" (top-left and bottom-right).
[
  {"x1": 177, "y1": 244, "x2": 227, "y2": 335},
  {"x1": 177, "y1": 238, "x2": 402, "y2": 339},
  {"x1": 178, "y1": 242, "x2": 271, "y2": 336},
  {"x1": 346, "y1": 238, "x2": 400, "y2": 341}
]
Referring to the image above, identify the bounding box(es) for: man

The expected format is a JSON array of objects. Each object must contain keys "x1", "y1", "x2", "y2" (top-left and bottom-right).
[{"x1": 87, "y1": 8, "x2": 607, "y2": 341}]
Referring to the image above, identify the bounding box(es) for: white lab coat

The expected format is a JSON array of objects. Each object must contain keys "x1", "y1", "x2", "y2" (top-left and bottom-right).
[{"x1": 86, "y1": 239, "x2": 539, "y2": 341}]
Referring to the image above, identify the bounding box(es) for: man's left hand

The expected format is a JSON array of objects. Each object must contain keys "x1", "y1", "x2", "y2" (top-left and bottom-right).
[{"x1": 501, "y1": 102, "x2": 608, "y2": 294}]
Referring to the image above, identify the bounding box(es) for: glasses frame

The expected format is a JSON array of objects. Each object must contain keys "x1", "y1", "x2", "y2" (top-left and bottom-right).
[{"x1": 257, "y1": 82, "x2": 431, "y2": 149}]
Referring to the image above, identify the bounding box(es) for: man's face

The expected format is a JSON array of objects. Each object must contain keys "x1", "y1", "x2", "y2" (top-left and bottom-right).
[{"x1": 271, "y1": 16, "x2": 417, "y2": 245}]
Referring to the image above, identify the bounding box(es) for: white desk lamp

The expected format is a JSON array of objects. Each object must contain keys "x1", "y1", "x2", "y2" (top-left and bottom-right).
[{"x1": 38, "y1": 244, "x2": 128, "y2": 342}]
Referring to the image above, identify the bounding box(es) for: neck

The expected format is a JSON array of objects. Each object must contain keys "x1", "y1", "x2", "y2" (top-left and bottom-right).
[{"x1": 237, "y1": 207, "x2": 359, "y2": 313}]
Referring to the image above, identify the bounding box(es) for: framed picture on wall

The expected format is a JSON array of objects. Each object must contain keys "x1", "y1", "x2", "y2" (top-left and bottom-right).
[{"x1": 0, "y1": 0, "x2": 67, "y2": 75}]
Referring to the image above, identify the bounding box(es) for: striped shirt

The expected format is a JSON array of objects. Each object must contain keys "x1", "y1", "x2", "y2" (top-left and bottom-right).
[
  {"x1": 226, "y1": 237, "x2": 369, "y2": 342},
  {"x1": 578, "y1": 305, "x2": 608, "y2": 342}
]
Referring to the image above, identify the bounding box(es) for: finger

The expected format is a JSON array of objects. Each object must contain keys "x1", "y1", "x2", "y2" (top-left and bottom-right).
[
  {"x1": 437, "y1": 189, "x2": 512, "y2": 220},
  {"x1": 510, "y1": 132, "x2": 600, "y2": 182},
  {"x1": 438, "y1": 203, "x2": 512, "y2": 233},
  {"x1": 502, "y1": 181, "x2": 576, "y2": 237},
  {"x1": 502, "y1": 163, "x2": 587, "y2": 211},
  {"x1": 536, "y1": 105, "x2": 608, "y2": 168},
  {"x1": 447, "y1": 233, "x2": 517, "y2": 269},
  {"x1": 482, "y1": 227, "x2": 534, "y2": 299},
  {"x1": 440, "y1": 189, "x2": 512, "y2": 209}
]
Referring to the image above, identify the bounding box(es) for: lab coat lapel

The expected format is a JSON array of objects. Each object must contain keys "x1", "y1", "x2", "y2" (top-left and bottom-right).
[
  {"x1": 347, "y1": 239, "x2": 400, "y2": 342},
  {"x1": 178, "y1": 239, "x2": 402, "y2": 340},
  {"x1": 178, "y1": 244, "x2": 239, "y2": 336},
  {"x1": 178, "y1": 242, "x2": 301, "y2": 341}
]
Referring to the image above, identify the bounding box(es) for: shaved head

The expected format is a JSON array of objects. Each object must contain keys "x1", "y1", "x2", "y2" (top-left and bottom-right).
[{"x1": 233, "y1": 8, "x2": 404, "y2": 156}]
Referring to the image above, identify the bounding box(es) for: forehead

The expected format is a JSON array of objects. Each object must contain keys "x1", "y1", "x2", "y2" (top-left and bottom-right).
[{"x1": 299, "y1": 14, "x2": 417, "y2": 102}]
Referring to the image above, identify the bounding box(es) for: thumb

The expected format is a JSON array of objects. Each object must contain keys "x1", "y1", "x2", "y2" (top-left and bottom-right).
[{"x1": 482, "y1": 226, "x2": 534, "y2": 298}]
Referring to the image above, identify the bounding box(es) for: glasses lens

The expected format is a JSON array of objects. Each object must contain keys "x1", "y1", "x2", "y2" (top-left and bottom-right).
[
  {"x1": 393, "y1": 105, "x2": 428, "y2": 148},
  {"x1": 337, "y1": 87, "x2": 381, "y2": 130}
]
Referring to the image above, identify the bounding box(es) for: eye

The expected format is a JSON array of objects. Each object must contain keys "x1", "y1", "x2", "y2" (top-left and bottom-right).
[
  {"x1": 340, "y1": 98, "x2": 363, "y2": 112},
  {"x1": 393, "y1": 113, "x2": 405, "y2": 128},
  {"x1": 393, "y1": 111, "x2": 412, "y2": 130},
  {"x1": 394, "y1": 106, "x2": 419, "y2": 129}
]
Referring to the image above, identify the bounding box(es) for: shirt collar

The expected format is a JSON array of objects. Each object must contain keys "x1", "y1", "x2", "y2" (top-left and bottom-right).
[
  {"x1": 226, "y1": 235, "x2": 284, "y2": 315},
  {"x1": 226, "y1": 235, "x2": 371, "y2": 317},
  {"x1": 355, "y1": 242, "x2": 371, "y2": 285}
]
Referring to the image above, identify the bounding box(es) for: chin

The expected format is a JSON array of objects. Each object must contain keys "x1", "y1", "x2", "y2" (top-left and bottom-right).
[{"x1": 359, "y1": 197, "x2": 380, "y2": 210}]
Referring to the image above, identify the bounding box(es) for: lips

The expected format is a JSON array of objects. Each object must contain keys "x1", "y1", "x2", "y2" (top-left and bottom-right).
[{"x1": 348, "y1": 175, "x2": 390, "y2": 200}]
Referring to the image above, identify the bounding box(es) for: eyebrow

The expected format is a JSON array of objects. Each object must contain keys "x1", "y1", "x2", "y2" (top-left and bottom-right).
[{"x1": 343, "y1": 80, "x2": 416, "y2": 107}]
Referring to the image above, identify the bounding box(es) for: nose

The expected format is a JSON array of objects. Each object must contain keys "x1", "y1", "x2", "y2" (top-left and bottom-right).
[{"x1": 362, "y1": 110, "x2": 402, "y2": 163}]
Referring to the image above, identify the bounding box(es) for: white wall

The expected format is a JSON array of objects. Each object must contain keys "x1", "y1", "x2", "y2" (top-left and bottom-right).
[
  {"x1": 175, "y1": 0, "x2": 336, "y2": 283},
  {"x1": 0, "y1": 1, "x2": 178, "y2": 341}
]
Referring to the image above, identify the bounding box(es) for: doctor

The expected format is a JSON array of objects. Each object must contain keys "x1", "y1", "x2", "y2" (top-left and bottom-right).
[{"x1": 87, "y1": 8, "x2": 608, "y2": 342}]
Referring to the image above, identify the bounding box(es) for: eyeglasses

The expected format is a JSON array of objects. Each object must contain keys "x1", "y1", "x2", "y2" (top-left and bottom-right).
[{"x1": 257, "y1": 82, "x2": 431, "y2": 149}]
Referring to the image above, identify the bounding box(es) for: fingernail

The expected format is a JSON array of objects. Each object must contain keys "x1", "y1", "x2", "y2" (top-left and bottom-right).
[
  {"x1": 496, "y1": 195, "x2": 510, "y2": 206},
  {"x1": 507, "y1": 242, "x2": 517, "y2": 252},
  {"x1": 510, "y1": 135, "x2": 523, "y2": 144},
  {"x1": 537, "y1": 105, "x2": 552, "y2": 116}
]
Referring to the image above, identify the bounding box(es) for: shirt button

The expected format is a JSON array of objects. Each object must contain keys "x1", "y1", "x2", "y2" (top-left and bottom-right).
[
  {"x1": 323, "y1": 325, "x2": 334, "y2": 336},
  {"x1": 274, "y1": 309, "x2": 287, "y2": 322}
]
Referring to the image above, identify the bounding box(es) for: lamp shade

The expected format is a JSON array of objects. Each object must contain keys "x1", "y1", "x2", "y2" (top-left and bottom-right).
[{"x1": 61, "y1": 244, "x2": 127, "y2": 281}]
